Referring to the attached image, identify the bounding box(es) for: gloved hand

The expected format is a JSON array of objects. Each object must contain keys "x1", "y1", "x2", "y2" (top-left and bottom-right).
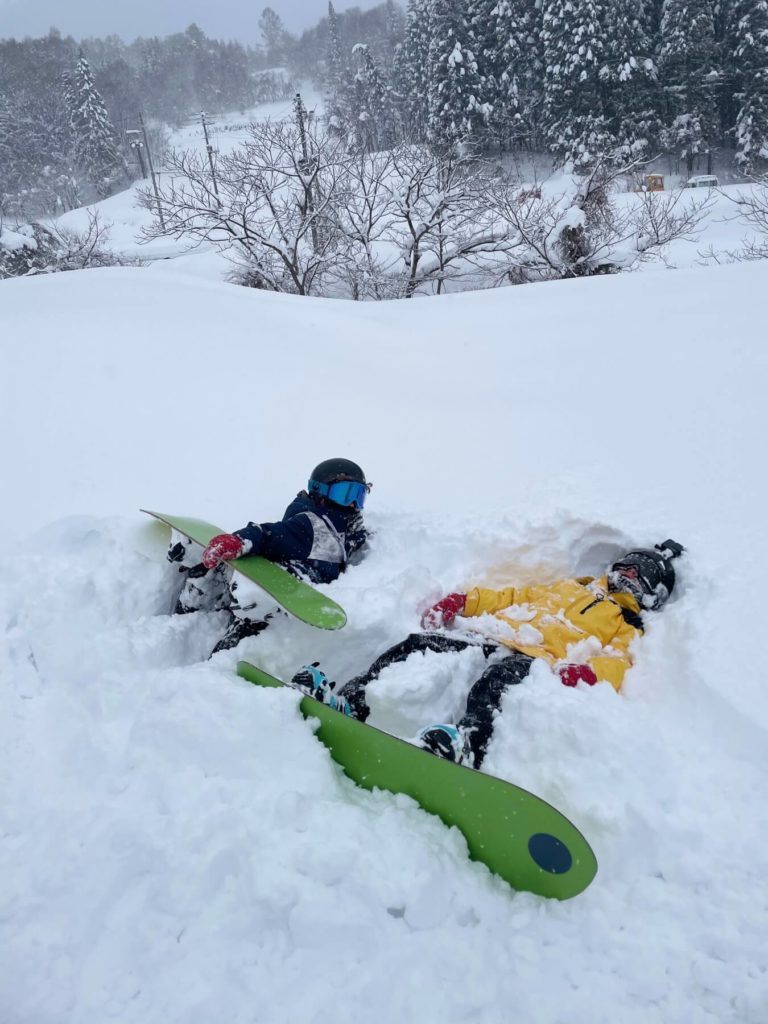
[
  {"x1": 421, "y1": 592, "x2": 467, "y2": 630},
  {"x1": 202, "y1": 533, "x2": 246, "y2": 569},
  {"x1": 558, "y1": 664, "x2": 598, "y2": 688},
  {"x1": 656, "y1": 539, "x2": 685, "y2": 559}
]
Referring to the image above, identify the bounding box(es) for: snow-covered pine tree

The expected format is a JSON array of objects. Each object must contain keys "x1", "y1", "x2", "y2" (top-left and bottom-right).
[
  {"x1": 392, "y1": 0, "x2": 434, "y2": 142},
  {"x1": 351, "y1": 44, "x2": 398, "y2": 151},
  {"x1": 486, "y1": 0, "x2": 541, "y2": 147},
  {"x1": 65, "y1": 53, "x2": 126, "y2": 197},
  {"x1": 384, "y1": 0, "x2": 405, "y2": 62},
  {"x1": 658, "y1": 0, "x2": 719, "y2": 175},
  {"x1": 643, "y1": 0, "x2": 665, "y2": 41},
  {"x1": 259, "y1": 7, "x2": 288, "y2": 66},
  {"x1": 465, "y1": 0, "x2": 503, "y2": 142},
  {"x1": 326, "y1": 2, "x2": 350, "y2": 137},
  {"x1": 541, "y1": 0, "x2": 615, "y2": 165},
  {"x1": 600, "y1": 0, "x2": 661, "y2": 160},
  {"x1": 731, "y1": 0, "x2": 768, "y2": 172},
  {"x1": 427, "y1": 0, "x2": 488, "y2": 149}
]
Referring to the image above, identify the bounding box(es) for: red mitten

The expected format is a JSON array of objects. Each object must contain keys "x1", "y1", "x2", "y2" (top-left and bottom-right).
[
  {"x1": 202, "y1": 533, "x2": 245, "y2": 569},
  {"x1": 421, "y1": 592, "x2": 467, "y2": 630},
  {"x1": 558, "y1": 664, "x2": 598, "y2": 688}
]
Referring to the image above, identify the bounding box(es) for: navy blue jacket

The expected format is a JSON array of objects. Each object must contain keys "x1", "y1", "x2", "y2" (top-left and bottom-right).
[{"x1": 234, "y1": 491, "x2": 368, "y2": 585}]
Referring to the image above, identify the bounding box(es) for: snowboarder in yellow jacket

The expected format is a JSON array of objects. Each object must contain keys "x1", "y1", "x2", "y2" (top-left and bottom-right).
[{"x1": 290, "y1": 540, "x2": 684, "y2": 769}]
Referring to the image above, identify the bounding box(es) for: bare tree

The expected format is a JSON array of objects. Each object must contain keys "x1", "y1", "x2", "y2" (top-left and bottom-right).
[
  {"x1": 387, "y1": 145, "x2": 506, "y2": 297},
  {"x1": 334, "y1": 148, "x2": 400, "y2": 299},
  {"x1": 140, "y1": 118, "x2": 353, "y2": 296},
  {"x1": 138, "y1": 124, "x2": 708, "y2": 299},
  {"x1": 715, "y1": 181, "x2": 768, "y2": 261},
  {"x1": 487, "y1": 158, "x2": 710, "y2": 283}
]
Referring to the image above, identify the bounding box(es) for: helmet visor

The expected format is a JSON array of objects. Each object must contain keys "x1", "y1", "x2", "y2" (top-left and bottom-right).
[
  {"x1": 609, "y1": 553, "x2": 667, "y2": 609},
  {"x1": 309, "y1": 478, "x2": 371, "y2": 509}
]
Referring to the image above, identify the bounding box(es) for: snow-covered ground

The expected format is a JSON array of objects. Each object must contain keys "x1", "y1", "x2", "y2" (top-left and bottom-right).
[{"x1": 1, "y1": 255, "x2": 767, "y2": 1023}]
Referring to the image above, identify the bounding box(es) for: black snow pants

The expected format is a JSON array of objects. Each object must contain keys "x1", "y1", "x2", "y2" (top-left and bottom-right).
[{"x1": 337, "y1": 633, "x2": 535, "y2": 768}]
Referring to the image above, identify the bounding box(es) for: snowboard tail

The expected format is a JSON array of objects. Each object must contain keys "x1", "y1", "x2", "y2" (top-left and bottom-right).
[
  {"x1": 237, "y1": 660, "x2": 598, "y2": 900},
  {"x1": 143, "y1": 510, "x2": 347, "y2": 630}
]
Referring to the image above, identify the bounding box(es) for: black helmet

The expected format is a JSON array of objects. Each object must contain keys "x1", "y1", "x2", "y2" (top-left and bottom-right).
[
  {"x1": 608, "y1": 540, "x2": 684, "y2": 611},
  {"x1": 308, "y1": 458, "x2": 370, "y2": 509},
  {"x1": 309, "y1": 458, "x2": 366, "y2": 486}
]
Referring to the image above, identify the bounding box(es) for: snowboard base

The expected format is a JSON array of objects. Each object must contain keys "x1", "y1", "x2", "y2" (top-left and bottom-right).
[
  {"x1": 142, "y1": 510, "x2": 346, "y2": 630},
  {"x1": 237, "y1": 660, "x2": 598, "y2": 899}
]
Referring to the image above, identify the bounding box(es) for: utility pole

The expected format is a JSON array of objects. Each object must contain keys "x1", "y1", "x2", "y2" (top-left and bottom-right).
[
  {"x1": 294, "y1": 93, "x2": 318, "y2": 251},
  {"x1": 200, "y1": 110, "x2": 220, "y2": 205},
  {"x1": 125, "y1": 128, "x2": 147, "y2": 179},
  {"x1": 139, "y1": 111, "x2": 165, "y2": 231}
]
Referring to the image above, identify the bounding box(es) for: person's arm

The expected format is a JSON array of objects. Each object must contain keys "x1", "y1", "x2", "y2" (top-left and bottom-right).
[
  {"x1": 462, "y1": 587, "x2": 517, "y2": 617},
  {"x1": 586, "y1": 614, "x2": 639, "y2": 692},
  {"x1": 421, "y1": 586, "x2": 517, "y2": 629},
  {"x1": 235, "y1": 514, "x2": 316, "y2": 562},
  {"x1": 201, "y1": 514, "x2": 317, "y2": 569}
]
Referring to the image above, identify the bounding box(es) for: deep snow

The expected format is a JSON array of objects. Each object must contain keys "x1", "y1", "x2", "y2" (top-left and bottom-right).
[{"x1": 1, "y1": 258, "x2": 767, "y2": 1024}]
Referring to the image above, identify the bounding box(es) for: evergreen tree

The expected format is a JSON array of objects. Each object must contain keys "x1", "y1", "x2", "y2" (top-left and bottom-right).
[
  {"x1": 66, "y1": 53, "x2": 126, "y2": 196},
  {"x1": 393, "y1": 0, "x2": 433, "y2": 141},
  {"x1": 427, "y1": 0, "x2": 488, "y2": 148},
  {"x1": 259, "y1": 7, "x2": 289, "y2": 66},
  {"x1": 643, "y1": 0, "x2": 665, "y2": 41},
  {"x1": 484, "y1": 0, "x2": 540, "y2": 147},
  {"x1": 351, "y1": 44, "x2": 397, "y2": 151},
  {"x1": 731, "y1": 0, "x2": 768, "y2": 171},
  {"x1": 541, "y1": 0, "x2": 615, "y2": 165},
  {"x1": 466, "y1": 0, "x2": 504, "y2": 142},
  {"x1": 658, "y1": 0, "x2": 719, "y2": 174},
  {"x1": 93, "y1": 58, "x2": 142, "y2": 138},
  {"x1": 326, "y1": 2, "x2": 350, "y2": 136},
  {"x1": 601, "y1": 0, "x2": 661, "y2": 159},
  {"x1": 384, "y1": 0, "x2": 405, "y2": 63}
]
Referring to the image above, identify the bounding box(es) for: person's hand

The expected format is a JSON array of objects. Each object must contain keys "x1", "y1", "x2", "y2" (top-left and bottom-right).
[
  {"x1": 202, "y1": 533, "x2": 245, "y2": 569},
  {"x1": 558, "y1": 664, "x2": 598, "y2": 688},
  {"x1": 421, "y1": 593, "x2": 467, "y2": 630}
]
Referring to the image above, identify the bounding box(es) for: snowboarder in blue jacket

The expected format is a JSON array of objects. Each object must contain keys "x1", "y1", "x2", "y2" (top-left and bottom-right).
[{"x1": 168, "y1": 458, "x2": 370, "y2": 653}]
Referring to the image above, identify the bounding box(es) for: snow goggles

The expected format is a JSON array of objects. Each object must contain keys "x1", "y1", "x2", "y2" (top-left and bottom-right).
[
  {"x1": 309, "y1": 478, "x2": 371, "y2": 509},
  {"x1": 611, "y1": 556, "x2": 662, "y2": 593}
]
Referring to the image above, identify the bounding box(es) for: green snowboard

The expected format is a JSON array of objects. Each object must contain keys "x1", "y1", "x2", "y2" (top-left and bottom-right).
[
  {"x1": 143, "y1": 510, "x2": 347, "y2": 630},
  {"x1": 237, "y1": 660, "x2": 598, "y2": 900}
]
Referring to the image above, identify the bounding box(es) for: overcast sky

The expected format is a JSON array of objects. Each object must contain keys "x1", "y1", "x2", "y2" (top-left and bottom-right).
[{"x1": 0, "y1": 0, "x2": 382, "y2": 43}]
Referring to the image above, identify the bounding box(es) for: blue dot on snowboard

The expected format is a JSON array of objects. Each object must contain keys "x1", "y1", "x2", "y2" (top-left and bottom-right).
[{"x1": 528, "y1": 833, "x2": 573, "y2": 874}]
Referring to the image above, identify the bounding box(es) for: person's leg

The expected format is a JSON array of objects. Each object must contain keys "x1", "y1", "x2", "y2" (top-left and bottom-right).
[
  {"x1": 174, "y1": 563, "x2": 234, "y2": 614},
  {"x1": 334, "y1": 633, "x2": 496, "y2": 722},
  {"x1": 458, "y1": 652, "x2": 534, "y2": 767},
  {"x1": 209, "y1": 612, "x2": 272, "y2": 655}
]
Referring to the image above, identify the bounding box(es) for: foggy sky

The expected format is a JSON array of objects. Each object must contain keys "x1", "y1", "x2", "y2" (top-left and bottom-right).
[{"x1": 0, "y1": 0, "x2": 382, "y2": 43}]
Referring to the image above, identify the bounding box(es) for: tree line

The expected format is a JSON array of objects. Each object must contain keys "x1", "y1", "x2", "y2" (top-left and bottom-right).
[
  {"x1": 318, "y1": 0, "x2": 768, "y2": 176},
  {"x1": 0, "y1": 23, "x2": 291, "y2": 218}
]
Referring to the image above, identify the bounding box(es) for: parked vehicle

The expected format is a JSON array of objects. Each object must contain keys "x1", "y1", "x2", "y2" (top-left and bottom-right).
[{"x1": 684, "y1": 175, "x2": 719, "y2": 189}]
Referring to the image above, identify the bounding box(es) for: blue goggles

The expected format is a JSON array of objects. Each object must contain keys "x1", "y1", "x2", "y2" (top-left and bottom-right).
[{"x1": 308, "y1": 478, "x2": 371, "y2": 509}]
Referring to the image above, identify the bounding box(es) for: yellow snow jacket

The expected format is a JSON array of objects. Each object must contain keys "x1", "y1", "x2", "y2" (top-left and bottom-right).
[{"x1": 461, "y1": 576, "x2": 643, "y2": 691}]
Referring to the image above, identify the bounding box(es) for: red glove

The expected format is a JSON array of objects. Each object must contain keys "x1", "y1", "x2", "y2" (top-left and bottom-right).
[
  {"x1": 202, "y1": 533, "x2": 245, "y2": 569},
  {"x1": 421, "y1": 592, "x2": 467, "y2": 630},
  {"x1": 558, "y1": 664, "x2": 598, "y2": 688}
]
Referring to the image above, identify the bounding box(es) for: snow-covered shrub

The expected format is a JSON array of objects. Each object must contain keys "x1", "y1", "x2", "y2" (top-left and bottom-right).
[{"x1": 0, "y1": 214, "x2": 133, "y2": 279}]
